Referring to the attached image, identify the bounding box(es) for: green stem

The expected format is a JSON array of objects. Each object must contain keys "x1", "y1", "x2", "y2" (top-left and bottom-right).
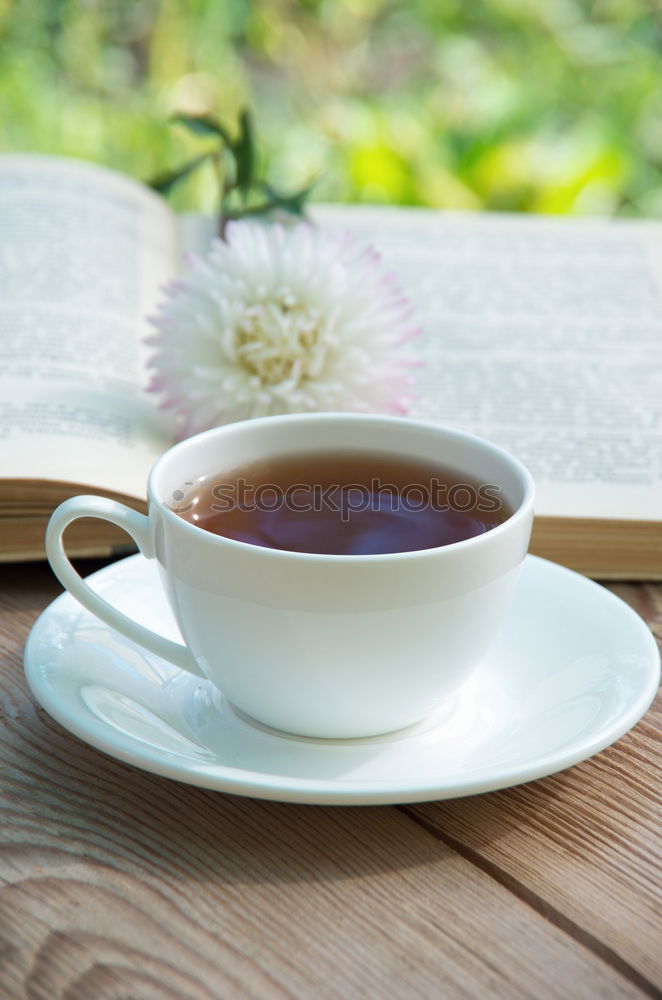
[{"x1": 212, "y1": 149, "x2": 228, "y2": 238}]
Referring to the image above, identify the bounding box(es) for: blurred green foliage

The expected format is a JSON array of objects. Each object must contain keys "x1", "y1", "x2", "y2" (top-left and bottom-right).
[{"x1": 2, "y1": 0, "x2": 662, "y2": 216}]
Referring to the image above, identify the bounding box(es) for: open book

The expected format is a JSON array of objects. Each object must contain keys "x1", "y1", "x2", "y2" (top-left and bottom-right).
[{"x1": 2, "y1": 154, "x2": 661, "y2": 578}]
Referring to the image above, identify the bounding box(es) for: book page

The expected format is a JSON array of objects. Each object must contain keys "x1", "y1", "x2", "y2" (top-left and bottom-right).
[
  {"x1": 0, "y1": 155, "x2": 177, "y2": 500},
  {"x1": 315, "y1": 205, "x2": 662, "y2": 520}
]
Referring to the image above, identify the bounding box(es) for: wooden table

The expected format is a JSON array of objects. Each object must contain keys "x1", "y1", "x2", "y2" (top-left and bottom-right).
[{"x1": 0, "y1": 562, "x2": 660, "y2": 1000}]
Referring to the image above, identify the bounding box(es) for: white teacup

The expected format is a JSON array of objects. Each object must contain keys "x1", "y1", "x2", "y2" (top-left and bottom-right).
[{"x1": 46, "y1": 413, "x2": 534, "y2": 739}]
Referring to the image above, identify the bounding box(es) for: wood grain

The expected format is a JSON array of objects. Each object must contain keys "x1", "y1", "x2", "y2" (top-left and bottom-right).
[
  {"x1": 0, "y1": 564, "x2": 660, "y2": 1000},
  {"x1": 406, "y1": 583, "x2": 662, "y2": 993}
]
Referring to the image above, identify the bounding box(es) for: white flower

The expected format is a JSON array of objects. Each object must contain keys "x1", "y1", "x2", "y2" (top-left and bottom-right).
[{"x1": 146, "y1": 221, "x2": 420, "y2": 438}]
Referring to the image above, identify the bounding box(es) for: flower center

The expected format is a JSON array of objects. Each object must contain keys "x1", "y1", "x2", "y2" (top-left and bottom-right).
[{"x1": 234, "y1": 292, "x2": 323, "y2": 386}]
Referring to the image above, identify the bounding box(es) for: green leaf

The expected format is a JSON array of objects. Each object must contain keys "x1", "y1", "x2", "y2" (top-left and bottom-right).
[
  {"x1": 261, "y1": 179, "x2": 316, "y2": 216},
  {"x1": 171, "y1": 114, "x2": 233, "y2": 145},
  {"x1": 148, "y1": 153, "x2": 211, "y2": 195},
  {"x1": 233, "y1": 109, "x2": 255, "y2": 196}
]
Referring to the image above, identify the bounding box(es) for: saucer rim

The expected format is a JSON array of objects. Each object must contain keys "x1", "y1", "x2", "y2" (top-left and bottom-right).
[{"x1": 24, "y1": 554, "x2": 661, "y2": 805}]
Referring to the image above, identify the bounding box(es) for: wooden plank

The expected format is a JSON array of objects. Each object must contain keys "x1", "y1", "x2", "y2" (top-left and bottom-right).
[
  {"x1": 0, "y1": 565, "x2": 653, "y2": 999},
  {"x1": 405, "y1": 583, "x2": 662, "y2": 993}
]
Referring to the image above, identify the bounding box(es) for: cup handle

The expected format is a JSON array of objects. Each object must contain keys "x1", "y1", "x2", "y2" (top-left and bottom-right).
[{"x1": 46, "y1": 496, "x2": 204, "y2": 677}]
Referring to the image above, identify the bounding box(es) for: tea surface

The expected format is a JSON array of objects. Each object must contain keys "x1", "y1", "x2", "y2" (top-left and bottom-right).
[{"x1": 174, "y1": 451, "x2": 508, "y2": 555}]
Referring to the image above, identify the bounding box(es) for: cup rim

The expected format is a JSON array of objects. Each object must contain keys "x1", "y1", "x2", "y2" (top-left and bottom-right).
[{"x1": 148, "y1": 412, "x2": 535, "y2": 563}]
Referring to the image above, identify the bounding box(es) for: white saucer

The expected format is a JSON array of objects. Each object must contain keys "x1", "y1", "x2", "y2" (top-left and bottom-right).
[{"x1": 25, "y1": 554, "x2": 660, "y2": 805}]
